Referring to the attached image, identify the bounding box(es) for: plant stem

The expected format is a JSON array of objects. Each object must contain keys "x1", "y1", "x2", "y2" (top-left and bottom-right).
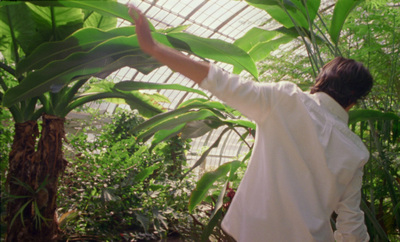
[
  {"x1": 279, "y1": 4, "x2": 318, "y2": 76},
  {"x1": 51, "y1": 6, "x2": 57, "y2": 41},
  {"x1": 231, "y1": 127, "x2": 251, "y2": 149},
  {"x1": 302, "y1": 0, "x2": 323, "y2": 68},
  {"x1": 0, "y1": 75, "x2": 8, "y2": 91},
  {"x1": 0, "y1": 62, "x2": 16, "y2": 77}
]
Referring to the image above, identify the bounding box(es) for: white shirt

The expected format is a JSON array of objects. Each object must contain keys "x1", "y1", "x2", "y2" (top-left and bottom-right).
[{"x1": 200, "y1": 65, "x2": 370, "y2": 242}]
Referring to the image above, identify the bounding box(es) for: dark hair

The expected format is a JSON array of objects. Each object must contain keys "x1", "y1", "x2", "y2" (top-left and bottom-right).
[{"x1": 310, "y1": 57, "x2": 373, "y2": 108}]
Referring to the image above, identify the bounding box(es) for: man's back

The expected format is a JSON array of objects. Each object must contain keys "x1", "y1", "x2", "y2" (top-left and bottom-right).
[{"x1": 201, "y1": 65, "x2": 369, "y2": 242}]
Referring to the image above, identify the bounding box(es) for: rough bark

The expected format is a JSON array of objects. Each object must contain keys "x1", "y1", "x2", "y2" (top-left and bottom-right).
[
  {"x1": 6, "y1": 114, "x2": 67, "y2": 241},
  {"x1": 5, "y1": 121, "x2": 38, "y2": 242},
  {"x1": 32, "y1": 114, "x2": 68, "y2": 241}
]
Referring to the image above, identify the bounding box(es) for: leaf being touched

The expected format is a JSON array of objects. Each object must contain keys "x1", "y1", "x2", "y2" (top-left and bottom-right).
[{"x1": 188, "y1": 160, "x2": 241, "y2": 212}]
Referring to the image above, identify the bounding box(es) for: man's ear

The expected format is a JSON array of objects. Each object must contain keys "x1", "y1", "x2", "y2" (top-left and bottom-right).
[{"x1": 345, "y1": 103, "x2": 356, "y2": 112}]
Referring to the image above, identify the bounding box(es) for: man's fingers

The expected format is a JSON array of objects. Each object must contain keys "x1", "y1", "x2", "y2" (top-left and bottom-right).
[{"x1": 127, "y1": 4, "x2": 141, "y2": 21}]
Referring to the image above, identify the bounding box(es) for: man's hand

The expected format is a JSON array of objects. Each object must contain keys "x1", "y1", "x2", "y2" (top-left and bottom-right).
[
  {"x1": 128, "y1": 4, "x2": 156, "y2": 55},
  {"x1": 126, "y1": 4, "x2": 209, "y2": 84}
]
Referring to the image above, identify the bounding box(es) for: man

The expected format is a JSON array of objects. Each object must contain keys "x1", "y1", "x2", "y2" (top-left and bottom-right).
[{"x1": 128, "y1": 5, "x2": 373, "y2": 242}]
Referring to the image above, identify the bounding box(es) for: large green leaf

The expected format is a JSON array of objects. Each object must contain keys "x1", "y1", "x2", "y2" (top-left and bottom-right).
[
  {"x1": 115, "y1": 81, "x2": 209, "y2": 98},
  {"x1": 6, "y1": 30, "x2": 258, "y2": 107},
  {"x1": 329, "y1": 0, "x2": 361, "y2": 45},
  {"x1": 31, "y1": 0, "x2": 132, "y2": 23},
  {"x1": 249, "y1": 36, "x2": 293, "y2": 63},
  {"x1": 3, "y1": 36, "x2": 154, "y2": 107},
  {"x1": 137, "y1": 109, "x2": 220, "y2": 141},
  {"x1": 188, "y1": 160, "x2": 240, "y2": 213},
  {"x1": 156, "y1": 32, "x2": 258, "y2": 79},
  {"x1": 124, "y1": 91, "x2": 166, "y2": 118},
  {"x1": 130, "y1": 99, "x2": 230, "y2": 135},
  {"x1": 0, "y1": 3, "x2": 38, "y2": 60},
  {"x1": 67, "y1": 84, "x2": 165, "y2": 118},
  {"x1": 16, "y1": 27, "x2": 134, "y2": 75},
  {"x1": 245, "y1": 0, "x2": 320, "y2": 29},
  {"x1": 348, "y1": 110, "x2": 400, "y2": 124},
  {"x1": 223, "y1": 119, "x2": 256, "y2": 129},
  {"x1": 180, "y1": 119, "x2": 222, "y2": 140},
  {"x1": 234, "y1": 27, "x2": 280, "y2": 53},
  {"x1": 26, "y1": 2, "x2": 84, "y2": 43},
  {"x1": 151, "y1": 124, "x2": 186, "y2": 147},
  {"x1": 233, "y1": 27, "x2": 296, "y2": 74},
  {"x1": 83, "y1": 9, "x2": 117, "y2": 30}
]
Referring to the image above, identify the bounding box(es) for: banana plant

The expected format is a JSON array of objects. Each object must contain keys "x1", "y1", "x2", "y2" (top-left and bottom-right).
[
  {"x1": 0, "y1": 2, "x2": 117, "y2": 240},
  {"x1": 0, "y1": 1, "x2": 258, "y2": 240}
]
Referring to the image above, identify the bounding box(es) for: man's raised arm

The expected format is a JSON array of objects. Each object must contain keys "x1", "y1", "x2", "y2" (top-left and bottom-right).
[{"x1": 128, "y1": 5, "x2": 210, "y2": 84}]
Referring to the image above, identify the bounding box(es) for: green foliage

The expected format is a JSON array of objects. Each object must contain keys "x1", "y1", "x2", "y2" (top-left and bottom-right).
[
  {"x1": 58, "y1": 110, "x2": 199, "y2": 240},
  {"x1": 329, "y1": 0, "x2": 362, "y2": 45},
  {"x1": 340, "y1": 3, "x2": 400, "y2": 240},
  {"x1": 245, "y1": 0, "x2": 320, "y2": 29},
  {"x1": 0, "y1": 108, "x2": 13, "y2": 179},
  {"x1": 5, "y1": 176, "x2": 51, "y2": 230},
  {"x1": 189, "y1": 160, "x2": 241, "y2": 213},
  {"x1": 0, "y1": 108, "x2": 13, "y2": 239},
  {"x1": 1, "y1": 0, "x2": 256, "y2": 123}
]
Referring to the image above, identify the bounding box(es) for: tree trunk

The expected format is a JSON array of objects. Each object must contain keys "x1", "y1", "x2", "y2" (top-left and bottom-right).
[
  {"x1": 5, "y1": 121, "x2": 38, "y2": 242},
  {"x1": 6, "y1": 114, "x2": 67, "y2": 241},
  {"x1": 32, "y1": 114, "x2": 68, "y2": 241}
]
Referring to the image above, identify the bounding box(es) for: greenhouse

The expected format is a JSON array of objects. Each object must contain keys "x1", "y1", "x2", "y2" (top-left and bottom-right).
[{"x1": 0, "y1": 0, "x2": 399, "y2": 241}]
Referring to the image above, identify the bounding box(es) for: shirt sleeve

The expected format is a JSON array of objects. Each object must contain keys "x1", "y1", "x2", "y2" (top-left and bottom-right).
[
  {"x1": 200, "y1": 65, "x2": 279, "y2": 123},
  {"x1": 334, "y1": 168, "x2": 369, "y2": 242}
]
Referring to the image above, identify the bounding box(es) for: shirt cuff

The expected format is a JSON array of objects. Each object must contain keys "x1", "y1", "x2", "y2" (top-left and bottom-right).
[{"x1": 199, "y1": 64, "x2": 219, "y2": 91}]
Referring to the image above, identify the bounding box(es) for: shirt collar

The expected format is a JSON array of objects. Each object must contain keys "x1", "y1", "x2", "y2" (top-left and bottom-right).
[{"x1": 314, "y1": 92, "x2": 349, "y2": 124}]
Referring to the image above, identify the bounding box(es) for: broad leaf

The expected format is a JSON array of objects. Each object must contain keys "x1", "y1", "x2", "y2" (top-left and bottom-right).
[
  {"x1": 188, "y1": 160, "x2": 240, "y2": 212},
  {"x1": 6, "y1": 29, "x2": 258, "y2": 107},
  {"x1": 31, "y1": 0, "x2": 133, "y2": 23},
  {"x1": 234, "y1": 27, "x2": 279, "y2": 53},
  {"x1": 137, "y1": 109, "x2": 221, "y2": 141},
  {"x1": 68, "y1": 87, "x2": 165, "y2": 118},
  {"x1": 130, "y1": 99, "x2": 230, "y2": 135},
  {"x1": 157, "y1": 32, "x2": 258, "y2": 79},
  {"x1": 233, "y1": 27, "x2": 294, "y2": 74},
  {"x1": 83, "y1": 9, "x2": 117, "y2": 30},
  {"x1": 16, "y1": 27, "x2": 135, "y2": 75},
  {"x1": 223, "y1": 119, "x2": 256, "y2": 129},
  {"x1": 180, "y1": 119, "x2": 221, "y2": 140},
  {"x1": 3, "y1": 36, "x2": 152, "y2": 107},
  {"x1": 151, "y1": 124, "x2": 186, "y2": 147},
  {"x1": 124, "y1": 91, "x2": 166, "y2": 118},
  {"x1": 115, "y1": 81, "x2": 209, "y2": 98},
  {"x1": 0, "y1": 3, "x2": 39, "y2": 59},
  {"x1": 348, "y1": 110, "x2": 400, "y2": 124},
  {"x1": 245, "y1": 0, "x2": 321, "y2": 29},
  {"x1": 26, "y1": 2, "x2": 84, "y2": 43},
  {"x1": 329, "y1": 0, "x2": 361, "y2": 45}
]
